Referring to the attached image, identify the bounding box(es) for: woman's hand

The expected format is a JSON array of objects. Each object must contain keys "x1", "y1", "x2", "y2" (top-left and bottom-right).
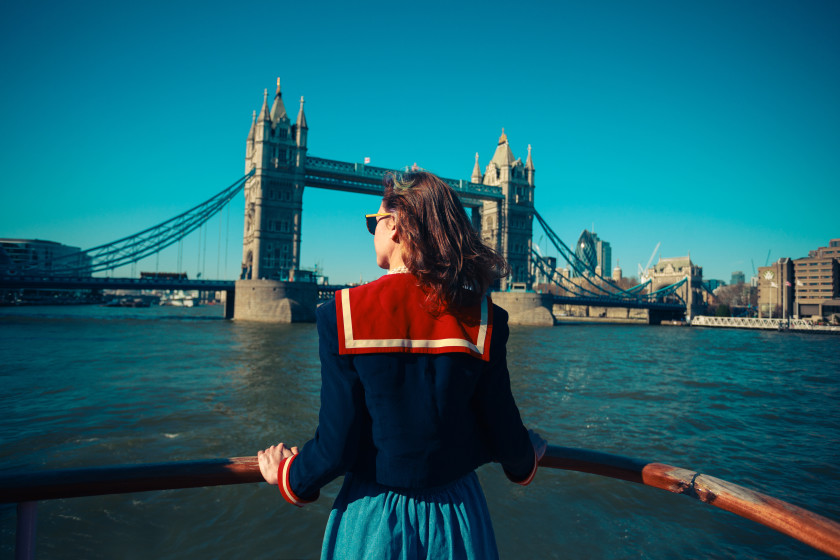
[
  {"x1": 528, "y1": 429, "x2": 547, "y2": 461},
  {"x1": 257, "y1": 442, "x2": 299, "y2": 485}
]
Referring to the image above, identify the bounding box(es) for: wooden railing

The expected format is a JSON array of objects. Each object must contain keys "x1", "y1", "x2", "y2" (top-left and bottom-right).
[
  {"x1": 539, "y1": 447, "x2": 840, "y2": 559},
  {"x1": 2, "y1": 446, "x2": 839, "y2": 559}
]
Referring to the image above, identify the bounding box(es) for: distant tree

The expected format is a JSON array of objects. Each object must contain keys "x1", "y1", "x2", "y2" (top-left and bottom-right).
[
  {"x1": 715, "y1": 284, "x2": 756, "y2": 308},
  {"x1": 716, "y1": 304, "x2": 732, "y2": 317},
  {"x1": 616, "y1": 276, "x2": 640, "y2": 290}
]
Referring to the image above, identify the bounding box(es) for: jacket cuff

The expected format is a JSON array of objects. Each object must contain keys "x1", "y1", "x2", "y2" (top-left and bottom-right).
[
  {"x1": 277, "y1": 454, "x2": 319, "y2": 507},
  {"x1": 504, "y1": 448, "x2": 539, "y2": 486}
]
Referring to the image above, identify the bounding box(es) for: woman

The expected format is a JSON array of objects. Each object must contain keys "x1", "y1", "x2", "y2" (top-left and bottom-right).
[{"x1": 258, "y1": 170, "x2": 546, "y2": 559}]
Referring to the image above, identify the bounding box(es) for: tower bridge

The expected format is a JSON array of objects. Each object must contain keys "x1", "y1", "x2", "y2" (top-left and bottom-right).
[
  {"x1": 240, "y1": 79, "x2": 533, "y2": 289},
  {"x1": 1, "y1": 78, "x2": 703, "y2": 323},
  {"x1": 234, "y1": 79, "x2": 700, "y2": 323}
]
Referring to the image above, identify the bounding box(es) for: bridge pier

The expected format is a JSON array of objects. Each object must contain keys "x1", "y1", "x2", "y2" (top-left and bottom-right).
[
  {"x1": 492, "y1": 292, "x2": 555, "y2": 326},
  {"x1": 649, "y1": 307, "x2": 686, "y2": 325},
  {"x1": 552, "y1": 304, "x2": 651, "y2": 324},
  {"x1": 233, "y1": 280, "x2": 316, "y2": 323},
  {"x1": 223, "y1": 289, "x2": 235, "y2": 320}
]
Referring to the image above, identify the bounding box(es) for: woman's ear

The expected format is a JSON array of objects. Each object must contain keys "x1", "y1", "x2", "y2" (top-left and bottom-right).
[{"x1": 388, "y1": 215, "x2": 400, "y2": 243}]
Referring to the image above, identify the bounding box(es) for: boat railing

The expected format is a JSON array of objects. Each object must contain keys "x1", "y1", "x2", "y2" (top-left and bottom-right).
[{"x1": 2, "y1": 446, "x2": 839, "y2": 560}]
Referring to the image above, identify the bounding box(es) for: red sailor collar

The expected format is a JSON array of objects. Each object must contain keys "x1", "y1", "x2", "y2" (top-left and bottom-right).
[{"x1": 336, "y1": 273, "x2": 493, "y2": 361}]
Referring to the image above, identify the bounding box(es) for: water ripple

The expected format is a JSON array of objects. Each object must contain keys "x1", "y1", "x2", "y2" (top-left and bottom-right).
[{"x1": 1, "y1": 308, "x2": 838, "y2": 559}]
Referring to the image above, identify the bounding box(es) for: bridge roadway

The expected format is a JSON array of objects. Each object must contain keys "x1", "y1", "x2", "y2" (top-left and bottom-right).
[
  {"x1": 0, "y1": 275, "x2": 236, "y2": 292},
  {"x1": 2, "y1": 275, "x2": 352, "y2": 303},
  {"x1": 549, "y1": 294, "x2": 685, "y2": 312},
  {"x1": 304, "y1": 157, "x2": 503, "y2": 208},
  {"x1": 3, "y1": 277, "x2": 686, "y2": 314}
]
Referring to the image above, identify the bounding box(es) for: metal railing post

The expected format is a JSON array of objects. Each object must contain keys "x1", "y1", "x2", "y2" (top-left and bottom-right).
[{"x1": 15, "y1": 501, "x2": 37, "y2": 560}]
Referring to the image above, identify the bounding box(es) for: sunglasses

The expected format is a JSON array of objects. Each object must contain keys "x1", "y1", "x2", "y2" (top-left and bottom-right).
[{"x1": 365, "y1": 213, "x2": 392, "y2": 235}]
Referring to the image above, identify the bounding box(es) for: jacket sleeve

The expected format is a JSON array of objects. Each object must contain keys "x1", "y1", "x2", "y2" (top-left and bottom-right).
[
  {"x1": 475, "y1": 306, "x2": 539, "y2": 485},
  {"x1": 279, "y1": 300, "x2": 366, "y2": 506}
]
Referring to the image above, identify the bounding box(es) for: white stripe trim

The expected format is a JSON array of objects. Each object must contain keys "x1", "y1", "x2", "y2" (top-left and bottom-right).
[
  {"x1": 341, "y1": 291, "x2": 489, "y2": 355},
  {"x1": 340, "y1": 289, "x2": 354, "y2": 350},
  {"x1": 476, "y1": 296, "x2": 489, "y2": 351},
  {"x1": 347, "y1": 337, "x2": 478, "y2": 350},
  {"x1": 280, "y1": 455, "x2": 302, "y2": 506}
]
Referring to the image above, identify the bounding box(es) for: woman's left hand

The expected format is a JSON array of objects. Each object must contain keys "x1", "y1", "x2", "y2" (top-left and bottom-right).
[{"x1": 257, "y1": 442, "x2": 299, "y2": 485}]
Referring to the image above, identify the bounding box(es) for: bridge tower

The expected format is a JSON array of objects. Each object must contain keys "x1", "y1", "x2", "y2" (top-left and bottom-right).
[
  {"x1": 473, "y1": 130, "x2": 535, "y2": 290},
  {"x1": 649, "y1": 255, "x2": 706, "y2": 320},
  {"x1": 241, "y1": 79, "x2": 308, "y2": 280}
]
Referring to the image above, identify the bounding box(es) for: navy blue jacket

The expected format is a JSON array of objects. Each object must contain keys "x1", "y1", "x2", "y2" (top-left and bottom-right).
[{"x1": 277, "y1": 274, "x2": 537, "y2": 506}]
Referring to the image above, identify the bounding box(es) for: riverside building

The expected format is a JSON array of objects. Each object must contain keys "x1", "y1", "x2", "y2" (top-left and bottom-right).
[
  {"x1": 572, "y1": 230, "x2": 611, "y2": 278},
  {"x1": 757, "y1": 258, "x2": 794, "y2": 318},
  {"x1": 792, "y1": 239, "x2": 840, "y2": 319},
  {"x1": 0, "y1": 239, "x2": 91, "y2": 276},
  {"x1": 757, "y1": 239, "x2": 840, "y2": 320}
]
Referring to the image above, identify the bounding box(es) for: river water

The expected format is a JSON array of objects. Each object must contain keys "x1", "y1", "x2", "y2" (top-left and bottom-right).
[{"x1": 1, "y1": 304, "x2": 838, "y2": 559}]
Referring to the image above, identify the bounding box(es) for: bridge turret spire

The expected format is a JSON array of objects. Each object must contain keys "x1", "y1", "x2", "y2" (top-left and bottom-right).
[
  {"x1": 471, "y1": 152, "x2": 482, "y2": 183},
  {"x1": 491, "y1": 127, "x2": 515, "y2": 167},
  {"x1": 259, "y1": 89, "x2": 270, "y2": 122},
  {"x1": 270, "y1": 77, "x2": 288, "y2": 123},
  {"x1": 526, "y1": 143, "x2": 535, "y2": 186},
  {"x1": 295, "y1": 96, "x2": 308, "y2": 148},
  {"x1": 247, "y1": 110, "x2": 256, "y2": 142},
  {"x1": 296, "y1": 96, "x2": 308, "y2": 129}
]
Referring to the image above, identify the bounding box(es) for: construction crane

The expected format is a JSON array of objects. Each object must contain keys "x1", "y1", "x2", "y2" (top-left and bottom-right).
[{"x1": 637, "y1": 242, "x2": 661, "y2": 282}]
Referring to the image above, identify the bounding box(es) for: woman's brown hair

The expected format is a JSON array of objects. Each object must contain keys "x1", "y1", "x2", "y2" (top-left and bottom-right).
[{"x1": 382, "y1": 171, "x2": 509, "y2": 311}]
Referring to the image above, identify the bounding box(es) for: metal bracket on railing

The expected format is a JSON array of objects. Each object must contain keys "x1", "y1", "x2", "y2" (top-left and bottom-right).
[{"x1": 15, "y1": 501, "x2": 37, "y2": 560}]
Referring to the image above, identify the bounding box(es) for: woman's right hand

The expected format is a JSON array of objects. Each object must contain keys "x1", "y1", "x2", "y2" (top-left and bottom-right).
[
  {"x1": 528, "y1": 429, "x2": 547, "y2": 461},
  {"x1": 257, "y1": 442, "x2": 299, "y2": 485}
]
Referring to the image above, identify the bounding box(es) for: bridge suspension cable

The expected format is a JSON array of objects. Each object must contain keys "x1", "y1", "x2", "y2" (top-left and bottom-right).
[
  {"x1": 531, "y1": 249, "x2": 623, "y2": 299},
  {"x1": 39, "y1": 169, "x2": 255, "y2": 276},
  {"x1": 533, "y1": 211, "x2": 647, "y2": 298},
  {"x1": 531, "y1": 210, "x2": 687, "y2": 304}
]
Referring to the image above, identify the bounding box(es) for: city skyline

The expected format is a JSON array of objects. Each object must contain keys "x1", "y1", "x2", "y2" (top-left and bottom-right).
[{"x1": 2, "y1": 1, "x2": 838, "y2": 285}]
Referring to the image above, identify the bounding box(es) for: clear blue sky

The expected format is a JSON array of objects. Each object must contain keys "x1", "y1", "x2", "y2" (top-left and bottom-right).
[{"x1": 2, "y1": 0, "x2": 838, "y2": 284}]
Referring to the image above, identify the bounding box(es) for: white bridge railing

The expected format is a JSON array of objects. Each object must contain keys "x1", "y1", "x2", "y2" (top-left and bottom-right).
[
  {"x1": 692, "y1": 316, "x2": 786, "y2": 329},
  {"x1": 691, "y1": 316, "x2": 840, "y2": 333}
]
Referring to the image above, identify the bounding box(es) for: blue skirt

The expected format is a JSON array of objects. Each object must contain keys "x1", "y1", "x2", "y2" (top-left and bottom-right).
[{"x1": 321, "y1": 471, "x2": 499, "y2": 560}]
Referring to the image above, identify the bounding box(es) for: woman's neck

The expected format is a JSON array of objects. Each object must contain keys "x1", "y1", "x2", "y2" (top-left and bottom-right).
[{"x1": 387, "y1": 247, "x2": 405, "y2": 271}]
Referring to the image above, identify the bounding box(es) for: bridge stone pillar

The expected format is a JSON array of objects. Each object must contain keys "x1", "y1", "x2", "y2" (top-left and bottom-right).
[
  {"x1": 493, "y1": 291, "x2": 555, "y2": 326},
  {"x1": 234, "y1": 279, "x2": 316, "y2": 323}
]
